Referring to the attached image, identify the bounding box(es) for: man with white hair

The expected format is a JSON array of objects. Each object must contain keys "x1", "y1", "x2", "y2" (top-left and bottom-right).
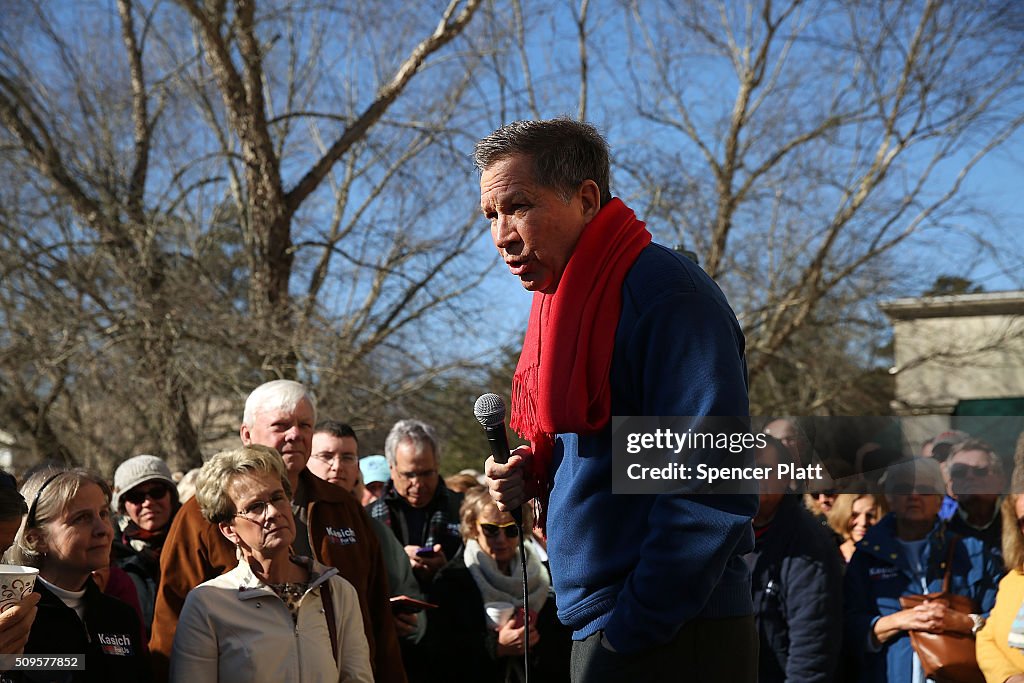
[{"x1": 149, "y1": 380, "x2": 406, "y2": 682}]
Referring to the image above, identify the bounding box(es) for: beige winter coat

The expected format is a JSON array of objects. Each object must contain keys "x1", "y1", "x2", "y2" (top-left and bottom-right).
[{"x1": 169, "y1": 558, "x2": 373, "y2": 683}]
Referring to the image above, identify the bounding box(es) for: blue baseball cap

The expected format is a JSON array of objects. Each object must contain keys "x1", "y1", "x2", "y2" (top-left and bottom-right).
[{"x1": 360, "y1": 455, "x2": 390, "y2": 485}]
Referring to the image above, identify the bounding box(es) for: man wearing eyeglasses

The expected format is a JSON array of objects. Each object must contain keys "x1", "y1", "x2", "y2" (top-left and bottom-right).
[
  {"x1": 366, "y1": 419, "x2": 464, "y2": 590},
  {"x1": 310, "y1": 420, "x2": 428, "y2": 646},
  {"x1": 946, "y1": 438, "x2": 1005, "y2": 564},
  {"x1": 149, "y1": 380, "x2": 406, "y2": 683}
]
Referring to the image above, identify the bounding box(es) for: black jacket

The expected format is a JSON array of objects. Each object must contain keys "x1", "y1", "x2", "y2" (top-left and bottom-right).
[
  {"x1": 947, "y1": 502, "x2": 1003, "y2": 567},
  {"x1": 8, "y1": 578, "x2": 149, "y2": 683},
  {"x1": 367, "y1": 482, "x2": 464, "y2": 566},
  {"x1": 746, "y1": 495, "x2": 843, "y2": 683},
  {"x1": 423, "y1": 548, "x2": 570, "y2": 683}
]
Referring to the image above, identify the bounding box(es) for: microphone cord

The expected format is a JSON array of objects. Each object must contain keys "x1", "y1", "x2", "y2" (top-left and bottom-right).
[{"x1": 518, "y1": 520, "x2": 530, "y2": 683}]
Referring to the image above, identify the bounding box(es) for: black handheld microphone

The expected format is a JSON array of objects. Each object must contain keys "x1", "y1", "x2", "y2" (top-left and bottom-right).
[
  {"x1": 473, "y1": 392, "x2": 522, "y2": 525},
  {"x1": 474, "y1": 392, "x2": 531, "y2": 678}
]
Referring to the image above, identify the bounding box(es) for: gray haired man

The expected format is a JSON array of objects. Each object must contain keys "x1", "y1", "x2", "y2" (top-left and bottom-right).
[
  {"x1": 366, "y1": 419, "x2": 463, "y2": 589},
  {"x1": 479, "y1": 119, "x2": 757, "y2": 682}
]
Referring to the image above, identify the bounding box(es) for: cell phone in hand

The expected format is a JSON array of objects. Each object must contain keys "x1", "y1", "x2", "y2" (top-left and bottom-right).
[
  {"x1": 390, "y1": 595, "x2": 438, "y2": 614},
  {"x1": 416, "y1": 546, "x2": 438, "y2": 557}
]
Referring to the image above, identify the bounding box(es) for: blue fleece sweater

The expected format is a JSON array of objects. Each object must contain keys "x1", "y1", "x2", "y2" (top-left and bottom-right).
[{"x1": 545, "y1": 243, "x2": 757, "y2": 655}]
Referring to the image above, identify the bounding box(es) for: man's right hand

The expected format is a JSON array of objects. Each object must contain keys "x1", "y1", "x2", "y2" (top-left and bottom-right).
[
  {"x1": 484, "y1": 445, "x2": 533, "y2": 512},
  {"x1": 0, "y1": 592, "x2": 40, "y2": 655}
]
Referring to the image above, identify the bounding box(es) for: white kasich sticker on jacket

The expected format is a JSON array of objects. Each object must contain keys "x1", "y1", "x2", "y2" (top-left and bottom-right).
[{"x1": 326, "y1": 526, "x2": 357, "y2": 545}]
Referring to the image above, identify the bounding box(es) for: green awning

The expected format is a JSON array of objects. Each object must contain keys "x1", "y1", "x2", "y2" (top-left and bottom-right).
[{"x1": 952, "y1": 398, "x2": 1024, "y2": 459}]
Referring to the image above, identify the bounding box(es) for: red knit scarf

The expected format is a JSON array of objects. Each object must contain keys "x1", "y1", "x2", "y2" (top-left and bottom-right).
[{"x1": 510, "y1": 198, "x2": 651, "y2": 521}]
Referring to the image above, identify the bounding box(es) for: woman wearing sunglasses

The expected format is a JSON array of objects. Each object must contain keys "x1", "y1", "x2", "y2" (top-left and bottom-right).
[
  {"x1": 4, "y1": 467, "x2": 150, "y2": 681},
  {"x1": 425, "y1": 487, "x2": 569, "y2": 683},
  {"x1": 843, "y1": 458, "x2": 1001, "y2": 682},
  {"x1": 109, "y1": 454, "x2": 181, "y2": 633}
]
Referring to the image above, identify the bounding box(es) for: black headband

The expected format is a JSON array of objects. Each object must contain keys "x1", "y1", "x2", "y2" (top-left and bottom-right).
[{"x1": 26, "y1": 471, "x2": 64, "y2": 529}]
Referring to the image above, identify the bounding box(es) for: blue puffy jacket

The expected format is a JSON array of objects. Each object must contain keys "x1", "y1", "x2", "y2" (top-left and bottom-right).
[{"x1": 843, "y1": 513, "x2": 1002, "y2": 682}]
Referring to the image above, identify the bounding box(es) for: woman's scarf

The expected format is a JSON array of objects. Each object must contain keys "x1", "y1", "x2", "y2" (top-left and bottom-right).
[
  {"x1": 118, "y1": 515, "x2": 170, "y2": 556},
  {"x1": 463, "y1": 538, "x2": 550, "y2": 615},
  {"x1": 509, "y1": 198, "x2": 651, "y2": 526}
]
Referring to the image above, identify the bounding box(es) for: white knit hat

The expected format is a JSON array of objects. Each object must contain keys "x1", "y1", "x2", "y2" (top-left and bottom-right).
[{"x1": 112, "y1": 454, "x2": 176, "y2": 510}]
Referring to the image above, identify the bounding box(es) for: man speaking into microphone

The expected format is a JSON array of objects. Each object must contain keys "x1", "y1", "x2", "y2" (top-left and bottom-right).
[{"x1": 478, "y1": 119, "x2": 757, "y2": 682}]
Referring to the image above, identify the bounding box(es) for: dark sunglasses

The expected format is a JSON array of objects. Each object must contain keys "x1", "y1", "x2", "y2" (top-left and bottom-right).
[
  {"x1": 479, "y1": 521, "x2": 519, "y2": 539},
  {"x1": 123, "y1": 484, "x2": 171, "y2": 505},
  {"x1": 949, "y1": 464, "x2": 990, "y2": 480},
  {"x1": 811, "y1": 489, "x2": 837, "y2": 498}
]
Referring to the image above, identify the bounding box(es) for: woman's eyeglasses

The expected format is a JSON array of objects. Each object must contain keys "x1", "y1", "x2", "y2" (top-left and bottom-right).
[
  {"x1": 123, "y1": 484, "x2": 170, "y2": 505},
  {"x1": 235, "y1": 491, "x2": 289, "y2": 523},
  {"x1": 479, "y1": 521, "x2": 519, "y2": 539}
]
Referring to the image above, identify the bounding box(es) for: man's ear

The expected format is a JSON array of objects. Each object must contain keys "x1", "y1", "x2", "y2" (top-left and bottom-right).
[
  {"x1": 578, "y1": 179, "x2": 601, "y2": 223},
  {"x1": 240, "y1": 423, "x2": 252, "y2": 446},
  {"x1": 219, "y1": 521, "x2": 241, "y2": 546}
]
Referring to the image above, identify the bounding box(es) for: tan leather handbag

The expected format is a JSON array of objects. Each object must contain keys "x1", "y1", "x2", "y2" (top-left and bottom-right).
[{"x1": 897, "y1": 537, "x2": 985, "y2": 683}]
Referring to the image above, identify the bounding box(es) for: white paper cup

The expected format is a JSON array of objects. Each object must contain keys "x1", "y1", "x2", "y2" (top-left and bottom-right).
[
  {"x1": 0, "y1": 565, "x2": 39, "y2": 613},
  {"x1": 484, "y1": 601, "x2": 515, "y2": 629}
]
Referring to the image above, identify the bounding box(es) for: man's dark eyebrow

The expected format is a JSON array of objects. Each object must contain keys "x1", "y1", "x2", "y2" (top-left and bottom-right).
[
  {"x1": 481, "y1": 188, "x2": 532, "y2": 216},
  {"x1": 493, "y1": 189, "x2": 531, "y2": 208}
]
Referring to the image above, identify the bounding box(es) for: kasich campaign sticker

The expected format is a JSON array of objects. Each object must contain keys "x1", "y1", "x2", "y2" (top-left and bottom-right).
[
  {"x1": 97, "y1": 632, "x2": 134, "y2": 656},
  {"x1": 326, "y1": 526, "x2": 357, "y2": 545}
]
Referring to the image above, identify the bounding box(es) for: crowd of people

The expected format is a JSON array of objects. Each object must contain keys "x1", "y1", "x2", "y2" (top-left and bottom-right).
[
  {"x1": 1, "y1": 119, "x2": 1023, "y2": 683},
  {"x1": 0, "y1": 379, "x2": 575, "y2": 683},
  {"x1": 1, "y1": 398, "x2": 1021, "y2": 683},
  {"x1": 749, "y1": 419, "x2": 1022, "y2": 682}
]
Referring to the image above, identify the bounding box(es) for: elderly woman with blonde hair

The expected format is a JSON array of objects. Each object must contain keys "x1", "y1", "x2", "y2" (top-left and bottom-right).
[
  {"x1": 169, "y1": 445, "x2": 372, "y2": 683},
  {"x1": 844, "y1": 457, "x2": 1001, "y2": 682}
]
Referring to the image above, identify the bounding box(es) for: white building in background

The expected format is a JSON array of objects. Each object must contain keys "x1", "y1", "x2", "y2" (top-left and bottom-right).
[
  {"x1": 880, "y1": 290, "x2": 1024, "y2": 457},
  {"x1": 0, "y1": 429, "x2": 13, "y2": 471}
]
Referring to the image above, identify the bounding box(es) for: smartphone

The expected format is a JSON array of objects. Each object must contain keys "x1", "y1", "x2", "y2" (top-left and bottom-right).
[
  {"x1": 390, "y1": 595, "x2": 438, "y2": 614},
  {"x1": 416, "y1": 546, "x2": 438, "y2": 557}
]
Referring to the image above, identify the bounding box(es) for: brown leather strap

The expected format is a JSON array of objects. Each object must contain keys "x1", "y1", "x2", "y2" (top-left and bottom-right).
[
  {"x1": 942, "y1": 536, "x2": 959, "y2": 594},
  {"x1": 321, "y1": 579, "x2": 339, "y2": 664}
]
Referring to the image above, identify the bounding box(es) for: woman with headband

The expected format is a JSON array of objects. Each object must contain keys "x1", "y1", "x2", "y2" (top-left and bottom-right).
[{"x1": 5, "y1": 467, "x2": 149, "y2": 680}]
